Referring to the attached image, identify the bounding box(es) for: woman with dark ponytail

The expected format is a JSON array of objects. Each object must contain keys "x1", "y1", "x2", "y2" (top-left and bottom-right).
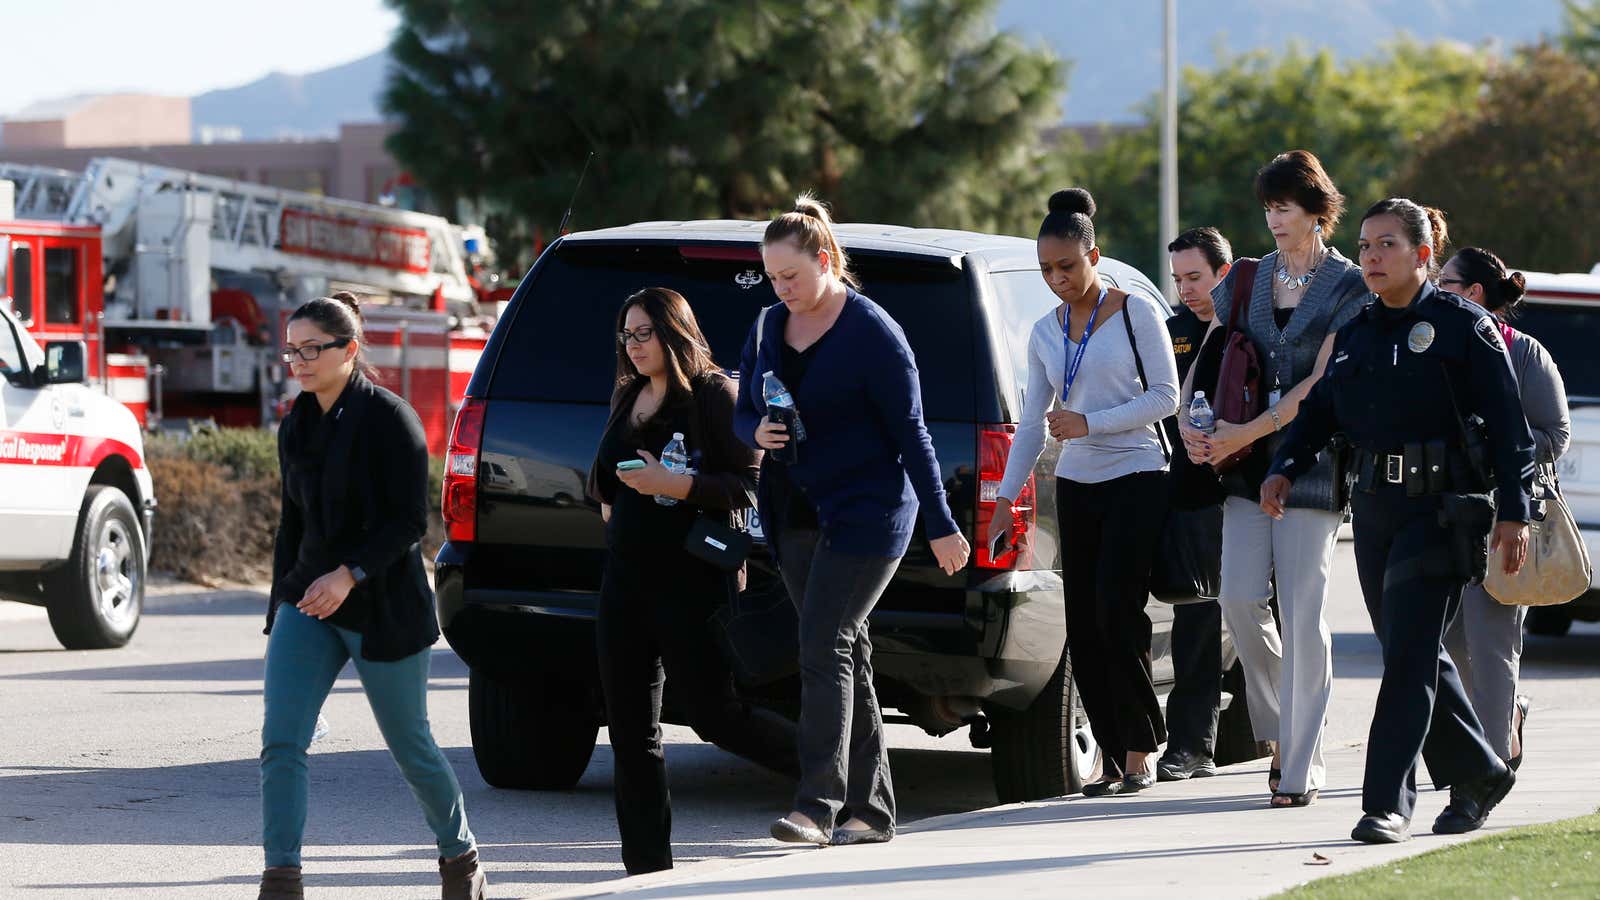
[
  {"x1": 1263, "y1": 199, "x2": 1535, "y2": 844},
  {"x1": 994, "y1": 188, "x2": 1181, "y2": 796},
  {"x1": 1439, "y1": 247, "x2": 1570, "y2": 773},
  {"x1": 259, "y1": 291, "x2": 487, "y2": 899}
]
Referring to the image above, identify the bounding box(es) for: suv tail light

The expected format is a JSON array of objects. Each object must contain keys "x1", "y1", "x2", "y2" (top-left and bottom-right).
[
  {"x1": 442, "y1": 397, "x2": 485, "y2": 543},
  {"x1": 976, "y1": 425, "x2": 1035, "y2": 570}
]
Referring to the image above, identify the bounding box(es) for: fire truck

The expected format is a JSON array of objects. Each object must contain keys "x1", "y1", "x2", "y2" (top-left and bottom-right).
[{"x1": 0, "y1": 157, "x2": 495, "y2": 451}]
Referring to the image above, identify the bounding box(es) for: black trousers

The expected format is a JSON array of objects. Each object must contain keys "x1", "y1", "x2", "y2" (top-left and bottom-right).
[
  {"x1": 1351, "y1": 484, "x2": 1502, "y2": 820},
  {"x1": 1165, "y1": 600, "x2": 1222, "y2": 758},
  {"x1": 1058, "y1": 472, "x2": 1169, "y2": 778},
  {"x1": 597, "y1": 551, "x2": 798, "y2": 874}
]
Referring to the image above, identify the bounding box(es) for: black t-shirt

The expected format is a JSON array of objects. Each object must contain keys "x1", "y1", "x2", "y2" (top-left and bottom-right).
[
  {"x1": 279, "y1": 385, "x2": 370, "y2": 632},
  {"x1": 774, "y1": 339, "x2": 824, "y2": 531},
  {"x1": 595, "y1": 396, "x2": 702, "y2": 561},
  {"x1": 1165, "y1": 308, "x2": 1227, "y2": 511}
]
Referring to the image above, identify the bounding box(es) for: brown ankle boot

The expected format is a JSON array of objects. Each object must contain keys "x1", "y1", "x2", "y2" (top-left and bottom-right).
[
  {"x1": 439, "y1": 848, "x2": 486, "y2": 900},
  {"x1": 258, "y1": 866, "x2": 303, "y2": 899}
]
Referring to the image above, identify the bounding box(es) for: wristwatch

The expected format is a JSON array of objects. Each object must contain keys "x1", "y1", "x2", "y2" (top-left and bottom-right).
[
  {"x1": 347, "y1": 564, "x2": 368, "y2": 585},
  {"x1": 1268, "y1": 407, "x2": 1283, "y2": 432}
]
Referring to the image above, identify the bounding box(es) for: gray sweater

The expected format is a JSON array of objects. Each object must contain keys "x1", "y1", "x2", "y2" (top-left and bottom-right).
[
  {"x1": 1507, "y1": 328, "x2": 1570, "y2": 464},
  {"x1": 999, "y1": 290, "x2": 1179, "y2": 495}
]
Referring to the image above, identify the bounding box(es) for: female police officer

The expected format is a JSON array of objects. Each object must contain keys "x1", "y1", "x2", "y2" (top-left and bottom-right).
[{"x1": 1260, "y1": 198, "x2": 1534, "y2": 845}]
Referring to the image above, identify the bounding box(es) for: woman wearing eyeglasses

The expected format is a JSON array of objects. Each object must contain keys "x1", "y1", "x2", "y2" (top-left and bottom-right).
[
  {"x1": 586, "y1": 287, "x2": 798, "y2": 875},
  {"x1": 260, "y1": 292, "x2": 486, "y2": 900}
]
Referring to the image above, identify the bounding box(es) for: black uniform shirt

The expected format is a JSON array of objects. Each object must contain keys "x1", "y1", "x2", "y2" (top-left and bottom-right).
[{"x1": 1269, "y1": 280, "x2": 1535, "y2": 522}]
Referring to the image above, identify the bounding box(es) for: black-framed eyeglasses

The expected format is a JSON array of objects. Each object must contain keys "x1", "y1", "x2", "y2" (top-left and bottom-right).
[
  {"x1": 618, "y1": 327, "x2": 655, "y2": 346},
  {"x1": 1438, "y1": 277, "x2": 1468, "y2": 289},
  {"x1": 280, "y1": 338, "x2": 349, "y2": 363}
]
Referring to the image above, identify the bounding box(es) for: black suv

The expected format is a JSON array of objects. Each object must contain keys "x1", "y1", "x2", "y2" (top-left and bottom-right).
[{"x1": 435, "y1": 220, "x2": 1259, "y2": 802}]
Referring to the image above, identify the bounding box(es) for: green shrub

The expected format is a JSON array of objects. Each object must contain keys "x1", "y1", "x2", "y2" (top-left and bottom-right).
[{"x1": 147, "y1": 426, "x2": 446, "y2": 582}]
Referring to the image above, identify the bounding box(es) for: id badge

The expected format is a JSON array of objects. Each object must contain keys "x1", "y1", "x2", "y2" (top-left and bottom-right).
[{"x1": 1268, "y1": 389, "x2": 1282, "y2": 407}]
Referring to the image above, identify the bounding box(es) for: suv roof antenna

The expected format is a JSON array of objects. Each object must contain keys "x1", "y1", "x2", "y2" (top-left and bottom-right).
[{"x1": 557, "y1": 151, "x2": 595, "y2": 237}]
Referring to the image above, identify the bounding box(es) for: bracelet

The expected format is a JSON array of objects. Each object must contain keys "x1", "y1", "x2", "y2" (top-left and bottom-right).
[{"x1": 1268, "y1": 407, "x2": 1282, "y2": 432}]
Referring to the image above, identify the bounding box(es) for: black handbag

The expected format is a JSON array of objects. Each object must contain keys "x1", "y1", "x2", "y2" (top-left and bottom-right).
[
  {"x1": 1126, "y1": 307, "x2": 1221, "y2": 605},
  {"x1": 708, "y1": 564, "x2": 799, "y2": 685},
  {"x1": 685, "y1": 513, "x2": 754, "y2": 571},
  {"x1": 1149, "y1": 504, "x2": 1224, "y2": 602}
]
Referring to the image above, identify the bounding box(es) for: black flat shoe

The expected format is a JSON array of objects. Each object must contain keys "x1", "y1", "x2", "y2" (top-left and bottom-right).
[
  {"x1": 830, "y1": 826, "x2": 894, "y2": 846},
  {"x1": 1157, "y1": 750, "x2": 1217, "y2": 781},
  {"x1": 1268, "y1": 767, "x2": 1282, "y2": 793},
  {"x1": 1434, "y1": 764, "x2": 1516, "y2": 835},
  {"x1": 1081, "y1": 779, "x2": 1125, "y2": 797},
  {"x1": 1509, "y1": 695, "x2": 1530, "y2": 772},
  {"x1": 1122, "y1": 771, "x2": 1156, "y2": 793},
  {"x1": 1351, "y1": 812, "x2": 1411, "y2": 844},
  {"x1": 770, "y1": 816, "x2": 830, "y2": 846}
]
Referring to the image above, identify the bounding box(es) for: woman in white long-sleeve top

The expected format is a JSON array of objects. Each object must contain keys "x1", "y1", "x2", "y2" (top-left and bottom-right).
[
  {"x1": 992, "y1": 188, "x2": 1180, "y2": 796},
  {"x1": 1440, "y1": 247, "x2": 1570, "y2": 772}
]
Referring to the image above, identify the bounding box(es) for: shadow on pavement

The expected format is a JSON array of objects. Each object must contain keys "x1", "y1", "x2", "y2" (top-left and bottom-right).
[{"x1": 2, "y1": 737, "x2": 996, "y2": 893}]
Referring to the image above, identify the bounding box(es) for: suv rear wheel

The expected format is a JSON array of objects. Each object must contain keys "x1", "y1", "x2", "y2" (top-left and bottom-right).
[
  {"x1": 46, "y1": 486, "x2": 145, "y2": 650},
  {"x1": 987, "y1": 647, "x2": 1101, "y2": 803},
  {"x1": 1213, "y1": 660, "x2": 1271, "y2": 765},
  {"x1": 1525, "y1": 606, "x2": 1574, "y2": 637},
  {"x1": 468, "y1": 667, "x2": 598, "y2": 790}
]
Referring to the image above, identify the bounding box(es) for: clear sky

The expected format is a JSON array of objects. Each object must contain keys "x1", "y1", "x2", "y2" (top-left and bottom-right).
[{"x1": 0, "y1": 0, "x2": 400, "y2": 116}]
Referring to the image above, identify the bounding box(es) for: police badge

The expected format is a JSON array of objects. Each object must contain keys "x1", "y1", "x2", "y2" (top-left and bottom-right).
[{"x1": 1407, "y1": 321, "x2": 1436, "y2": 353}]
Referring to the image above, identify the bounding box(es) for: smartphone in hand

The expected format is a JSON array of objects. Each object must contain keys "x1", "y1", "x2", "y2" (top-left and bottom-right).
[
  {"x1": 989, "y1": 523, "x2": 1013, "y2": 560},
  {"x1": 616, "y1": 459, "x2": 647, "y2": 472}
]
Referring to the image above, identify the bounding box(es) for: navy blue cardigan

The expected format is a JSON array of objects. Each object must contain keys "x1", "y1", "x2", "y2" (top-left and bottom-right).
[{"x1": 734, "y1": 289, "x2": 959, "y2": 559}]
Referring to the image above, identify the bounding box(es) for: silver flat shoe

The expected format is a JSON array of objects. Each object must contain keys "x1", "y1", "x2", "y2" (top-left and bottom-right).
[
  {"x1": 830, "y1": 826, "x2": 894, "y2": 846},
  {"x1": 770, "y1": 816, "x2": 830, "y2": 845}
]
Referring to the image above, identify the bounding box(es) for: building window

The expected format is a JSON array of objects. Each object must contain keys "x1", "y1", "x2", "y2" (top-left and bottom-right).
[
  {"x1": 45, "y1": 247, "x2": 80, "y2": 325},
  {"x1": 11, "y1": 245, "x2": 34, "y2": 323}
]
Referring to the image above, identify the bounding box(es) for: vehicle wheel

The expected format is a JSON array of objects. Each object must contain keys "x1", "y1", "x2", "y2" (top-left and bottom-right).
[
  {"x1": 1213, "y1": 660, "x2": 1271, "y2": 766},
  {"x1": 988, "y1": 647, "x2": 1101, "y2": 803},
  {"x1": 45, "y1": 486, "x2": 145, "y2": 650},
  {"x1": 1525, "y1": 607, "x2": 1574, "y2": 637},
  {"x1": 468, "y1": 667, "x2": 598, "y2": 790}
]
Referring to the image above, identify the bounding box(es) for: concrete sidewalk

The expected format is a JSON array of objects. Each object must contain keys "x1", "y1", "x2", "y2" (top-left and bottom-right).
[{"x1": 535, "y1": 708, "x2": 1600, "y2": 899}]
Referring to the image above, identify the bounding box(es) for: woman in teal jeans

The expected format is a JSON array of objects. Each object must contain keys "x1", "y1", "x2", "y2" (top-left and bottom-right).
[{"x1": 259, "y1": 292, "x2": 485, "y2": 900}]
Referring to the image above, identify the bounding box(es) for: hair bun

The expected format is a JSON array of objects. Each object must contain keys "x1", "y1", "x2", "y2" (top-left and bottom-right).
[
  {"x1": 1048, "y1": 188, "x2": 1096, "y2": 219},
  {"x1": 1505, "y1": 271, "x2": 1528, "y2": 301},
  {"x1": 329, "y1": 290, "x2": 361, "y2": 316}
]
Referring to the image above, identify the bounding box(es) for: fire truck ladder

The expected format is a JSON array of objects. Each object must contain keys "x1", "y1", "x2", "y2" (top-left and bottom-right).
[{"x1": 3, "y1": 158, "x2": 474, "y2": 304}]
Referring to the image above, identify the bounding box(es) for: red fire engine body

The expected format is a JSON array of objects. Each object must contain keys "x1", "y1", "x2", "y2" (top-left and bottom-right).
[{"x1": 0, "y1": 158, "x2": 494, "y2": 452}]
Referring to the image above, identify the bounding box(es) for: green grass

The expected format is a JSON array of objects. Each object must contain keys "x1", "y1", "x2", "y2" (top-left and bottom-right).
[{"x1": 1277, "y1": 810, "x2": 1600, "y2": 899}]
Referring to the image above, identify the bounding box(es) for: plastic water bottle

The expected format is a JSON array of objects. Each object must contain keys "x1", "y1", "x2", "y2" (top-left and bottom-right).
[
  {"x1": 762, "y1": 371, "x2": 806, "y2": 463},
  {"x1": 657, "y1": 433, "x2": 688, "y2": 506},
  {"x1": 1190, "y1": 391, "x2": 1217, "y2": 434}
]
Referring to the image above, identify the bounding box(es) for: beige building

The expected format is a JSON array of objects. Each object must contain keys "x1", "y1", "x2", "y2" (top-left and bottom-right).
[
  {"x1": 2, "y1": 94, "x2": 192, "y2": 150},
  {"x1": 2, "y1": 95, "x2": 424, "y2": 211}
]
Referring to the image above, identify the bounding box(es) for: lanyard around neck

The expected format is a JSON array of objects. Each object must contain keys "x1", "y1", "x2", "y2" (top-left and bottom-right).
[{"x1": 1061, "y1": 286, "x2": 1109, "y2": 404}]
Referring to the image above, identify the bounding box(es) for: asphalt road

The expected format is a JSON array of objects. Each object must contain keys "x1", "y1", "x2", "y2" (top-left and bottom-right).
[{"x1": 2, "y1": 544, "x2": 1597, "y2": 899}]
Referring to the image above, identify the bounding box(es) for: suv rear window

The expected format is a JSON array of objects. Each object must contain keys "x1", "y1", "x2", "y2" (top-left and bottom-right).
[
  {"x1": 489, "y1": 241, "x2": 977, "y2": 419},
  {"x1": 1515, "y1": 302, "x2": 1600, "y2": 404}
]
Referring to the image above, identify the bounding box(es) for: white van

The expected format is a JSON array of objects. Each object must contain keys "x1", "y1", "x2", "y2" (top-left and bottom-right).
[
  {"x1": 0, "y1": 301, "x2": 154, "y2": 648},
  {"x1": 1512, "y1": 270, "x2": 1600, "y2": 636}
]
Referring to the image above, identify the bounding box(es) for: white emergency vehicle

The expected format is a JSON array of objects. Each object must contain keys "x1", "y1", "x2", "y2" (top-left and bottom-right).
[{"x1": 0, "y1": 299, "x2": 152, "y2": 649}]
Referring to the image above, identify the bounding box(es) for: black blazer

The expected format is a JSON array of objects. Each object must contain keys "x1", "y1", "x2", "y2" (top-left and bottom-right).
[
  {"x1": 585, "y1": 372, "x2": 761, "y2": 588},
  {"x1": 268, "y1": 372, "x2": 438, "y2": 661}
]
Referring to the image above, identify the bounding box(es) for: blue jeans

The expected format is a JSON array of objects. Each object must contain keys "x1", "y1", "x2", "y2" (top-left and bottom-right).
[{"x1": 261, "y1": 603, "x2": 475, "y2": 868}]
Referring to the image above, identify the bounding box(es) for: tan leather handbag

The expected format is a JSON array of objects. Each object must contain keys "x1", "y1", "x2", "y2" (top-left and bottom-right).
[{"x1": 1484, "y1": 469, "x2": 1592, "y2": 606}]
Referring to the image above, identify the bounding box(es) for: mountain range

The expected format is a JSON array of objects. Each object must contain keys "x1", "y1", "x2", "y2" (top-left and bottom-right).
[{"x1": 186, "y1": 0, "x2": 1569, "y2": 140}]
